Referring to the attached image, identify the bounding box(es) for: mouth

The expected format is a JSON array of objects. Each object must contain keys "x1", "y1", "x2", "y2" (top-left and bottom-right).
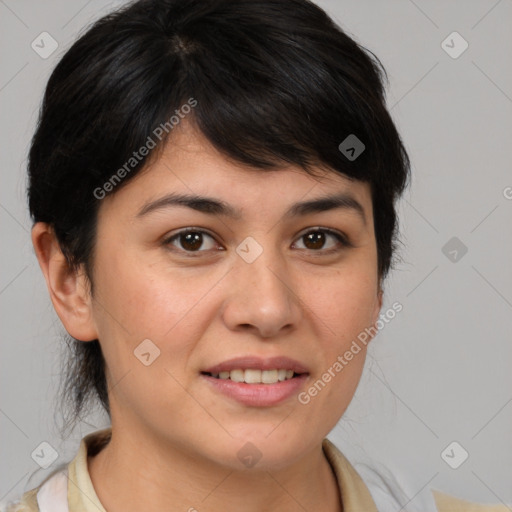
[
  {"x1": 200, "y1": 369, "x2": 306, "y2": 384},
  {"x1": 200, "y1": 356, "x2": 310, "y2": 407}
]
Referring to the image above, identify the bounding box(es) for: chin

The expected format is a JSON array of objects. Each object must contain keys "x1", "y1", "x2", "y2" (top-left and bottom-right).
[{"x1": 202, "y1": 429, "x2": 314, "y2": 472}]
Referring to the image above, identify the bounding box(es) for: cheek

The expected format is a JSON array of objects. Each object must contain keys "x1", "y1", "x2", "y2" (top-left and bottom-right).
[
  {"x1": 303, "y1": 267, "x2": 378, "y2": 343},
  {"x1": 92, "y1": 248, "x2": 213, "y2": 341},
  {"x1": 90, "y1": 253, "x2": 210, "y2": 411},
  {"x1": 90, "y1": 247, "x2": 230, "y2": 399}
]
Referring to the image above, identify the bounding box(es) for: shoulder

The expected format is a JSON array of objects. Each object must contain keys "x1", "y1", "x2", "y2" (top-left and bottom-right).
[
  {"x1": 1, "y1": 488, "x2": 40, "y2": 512},
  {"x1": 1, "y1": 466, "x2": 70, "y2": 512},
  {"x1": 1, "y1": 427, "x2": 112, "y2": 512},
  {"x1": 323, "y1": 438, "x2": 510, "y2": 512},
  {"x1": 432, "y1": 489, "x2": 512, "y2": 512}
]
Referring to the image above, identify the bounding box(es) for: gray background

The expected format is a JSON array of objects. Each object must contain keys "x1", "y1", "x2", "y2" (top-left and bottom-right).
[{"x1": 1, "y1": 1, "x2": 511, "y2": 510}]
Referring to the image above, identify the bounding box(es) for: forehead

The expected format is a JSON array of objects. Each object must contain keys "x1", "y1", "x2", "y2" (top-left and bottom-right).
[{"x1": 99, "y1": 121, "x2": 373, "y2": 223}]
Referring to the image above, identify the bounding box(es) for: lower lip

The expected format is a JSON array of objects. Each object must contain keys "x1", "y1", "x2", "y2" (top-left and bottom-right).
[{"x1": 201, "y1": 373, "x2": 309, "y2": 407}]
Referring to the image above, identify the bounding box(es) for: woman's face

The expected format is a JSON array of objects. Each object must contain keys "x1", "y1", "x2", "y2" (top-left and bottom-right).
[{"x1": 86, "y1": 122, "x2": 382, "y2": 470}]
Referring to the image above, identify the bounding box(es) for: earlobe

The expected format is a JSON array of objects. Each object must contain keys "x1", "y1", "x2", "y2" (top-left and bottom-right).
[
  {"x1": 375, "y1": 288, "x2": 383, "y2": 322},
  {"x1": 369, "y1": 287, "x2": 383, "y2": 341},
  {"x1": 31, "y1": 222, "x2": 98, "y2": 342}
]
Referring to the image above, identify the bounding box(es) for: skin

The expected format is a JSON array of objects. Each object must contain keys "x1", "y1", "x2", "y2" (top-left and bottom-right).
[{"x1": 32, "y1": 121, "x2": 383, "y2": 512}]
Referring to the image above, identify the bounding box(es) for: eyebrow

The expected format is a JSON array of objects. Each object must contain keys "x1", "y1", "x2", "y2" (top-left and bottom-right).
[{"x1": 136, "y1": 191, "x2": 366, "y2": 225}]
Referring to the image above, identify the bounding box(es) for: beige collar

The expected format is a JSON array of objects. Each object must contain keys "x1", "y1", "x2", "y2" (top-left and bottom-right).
[{"x1": 322, "y1": 437, "x2": 379, "y2": 511}]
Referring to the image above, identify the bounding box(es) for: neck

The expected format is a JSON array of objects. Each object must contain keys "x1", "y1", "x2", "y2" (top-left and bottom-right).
[{"x1": 88, "y1": 425, "x2": 343, "y2": 512}]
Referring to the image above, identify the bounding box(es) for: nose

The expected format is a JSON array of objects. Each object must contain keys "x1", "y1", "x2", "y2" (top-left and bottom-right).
[{"x1": 221, "y1": 245, "x2": 302, "y2": 339}]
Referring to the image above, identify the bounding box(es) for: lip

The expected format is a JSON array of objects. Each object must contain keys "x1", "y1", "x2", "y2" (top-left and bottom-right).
[
  {"x1": 201, "y1": 373, "x2": 309, "y2": 407},
  {"x1": 202, "y1": 355, "x2": 310, "y2": 374},
  {"x1": 200, "y1": 355, "x2": 310, "y2": 407}
]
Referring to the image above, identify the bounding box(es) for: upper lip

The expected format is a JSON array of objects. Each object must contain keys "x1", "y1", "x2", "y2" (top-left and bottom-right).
[{"x1": 202, "y1": 356, "x2": 309, "y2": 374}]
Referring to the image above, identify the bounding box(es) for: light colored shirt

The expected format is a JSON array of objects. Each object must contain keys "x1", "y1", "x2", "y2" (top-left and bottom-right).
[{"x1": 3, "y1": 427, "x2": 509, "y2": 511}]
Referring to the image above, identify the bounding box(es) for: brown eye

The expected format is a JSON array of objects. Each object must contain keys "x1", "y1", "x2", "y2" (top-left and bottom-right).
[
  {"x1": 179, "y1": 232, "x2": 203, "y2": 251},
  {"x1": 303, "y1": 231, "x2": 326, "y2": 250},
  {"x1": 294, "y1": 228, "x2": 351, "y2": 252},
  {"x1": 164, "y1": 229, "x2": 218, "y2": 253}
]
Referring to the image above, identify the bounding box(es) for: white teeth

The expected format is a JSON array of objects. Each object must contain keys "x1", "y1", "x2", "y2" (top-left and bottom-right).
[
  {"x1": 211, "y1": 369, "x2": 297, "y2": 384},
  {"x1": 244, "y1": 369, "x2": 261, "y2": 383},
  {"x1": 230, "y1": 369, "x2": 245, "y2": 383},
  {"x1": 262, "y1": 369, "x2": 278, "y2": 384}
]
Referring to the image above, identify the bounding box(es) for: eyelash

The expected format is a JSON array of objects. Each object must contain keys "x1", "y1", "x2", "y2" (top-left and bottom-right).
[{"x1": 162, "y1": 227, "x2": 353, "y2": 256}]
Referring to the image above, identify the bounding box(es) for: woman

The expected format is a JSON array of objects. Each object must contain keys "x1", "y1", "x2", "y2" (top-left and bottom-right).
[{"x1": 5, "y1": 0, "x2": 505, "y2": 510}]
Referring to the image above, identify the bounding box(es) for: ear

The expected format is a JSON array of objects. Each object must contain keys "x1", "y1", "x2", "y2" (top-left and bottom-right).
[
  {"x1": 372, "y1": 287, "x2": 383, "y2": 326},
  {"x1": 31, "y1": 222, "x2": 98, "y2": 342},
  {"x1": 367, "y1": 287, "x2": 383, "y2": 344}
]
